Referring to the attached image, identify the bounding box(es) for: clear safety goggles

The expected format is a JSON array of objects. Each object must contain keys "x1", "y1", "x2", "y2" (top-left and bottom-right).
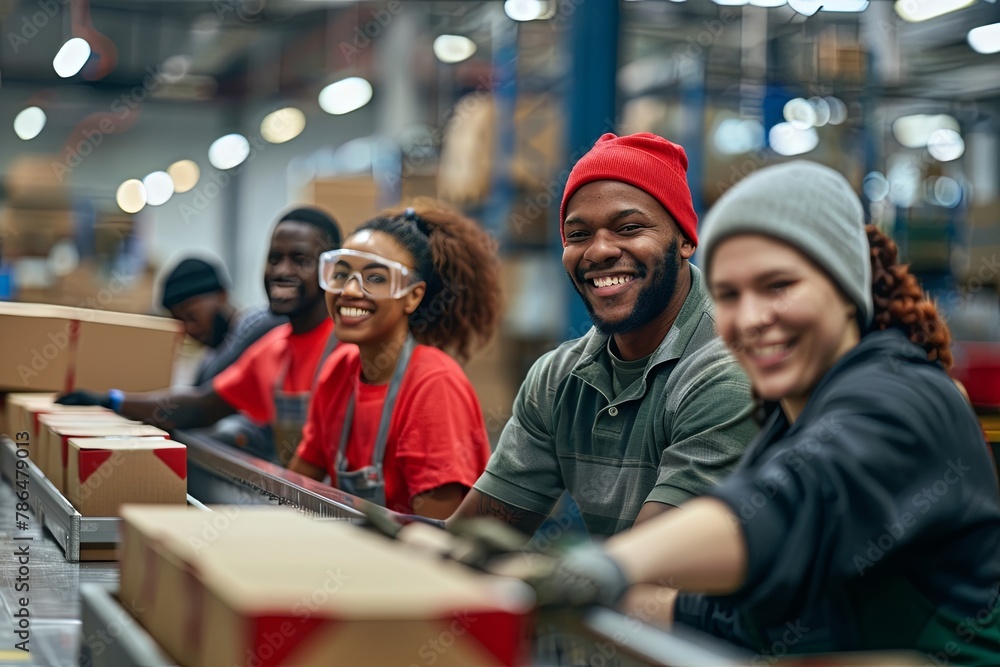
[{"x1": 319, "y1": 249, "x2": 419, "y2": 300}]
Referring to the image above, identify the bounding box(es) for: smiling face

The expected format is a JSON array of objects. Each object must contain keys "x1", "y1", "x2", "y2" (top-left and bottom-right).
[
  {"x1": 562, "y1": 180, "x2": 694, "y2": 336},
  {"x1": 263, "y1": 220, "x2": 326, "y2": 317},
  {"x1": 708, "y1": 234, "x2": 860, "y2": 419},
  {"x1": 325, "y1": 230, "x2": 425, "y2": 347}
]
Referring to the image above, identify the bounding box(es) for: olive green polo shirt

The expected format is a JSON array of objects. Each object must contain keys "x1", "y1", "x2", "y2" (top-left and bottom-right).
[{"x1": 474, "y1": 264, "x2": 757, "y2": 537}]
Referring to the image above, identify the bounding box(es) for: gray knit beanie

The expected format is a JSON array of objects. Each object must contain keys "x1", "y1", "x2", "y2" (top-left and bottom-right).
[{"x1": 699, "y1": 161, "x2": 872, "y2": 327}]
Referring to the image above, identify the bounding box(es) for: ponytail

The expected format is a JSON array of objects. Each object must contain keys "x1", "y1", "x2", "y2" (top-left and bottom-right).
[{"x1": 867, "y1": 225, "x2": 953, "y2": 370}]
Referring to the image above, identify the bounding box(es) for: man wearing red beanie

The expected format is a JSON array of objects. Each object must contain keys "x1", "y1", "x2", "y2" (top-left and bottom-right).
[{"x1": 453, "y1": 133, "x2": 756, "y2": 538}]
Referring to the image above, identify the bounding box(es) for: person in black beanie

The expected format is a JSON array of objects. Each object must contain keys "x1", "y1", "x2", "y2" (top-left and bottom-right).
[{"x1": 161, "y1": 257, "x2": 285, "y2": 385}]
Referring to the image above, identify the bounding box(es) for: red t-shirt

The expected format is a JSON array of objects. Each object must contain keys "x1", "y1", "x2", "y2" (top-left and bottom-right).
[
  {"x1": 295, "y1": 343, "x2": 491, "y2": 514},
  {"x1": 212, "y1": 319, "x2": 335, "y2": 426}
]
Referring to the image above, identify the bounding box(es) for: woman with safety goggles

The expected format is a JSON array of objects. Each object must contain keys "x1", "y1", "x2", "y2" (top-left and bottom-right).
[{"x1": 288, "y1": 198, "x2": 501, "y2": 520}]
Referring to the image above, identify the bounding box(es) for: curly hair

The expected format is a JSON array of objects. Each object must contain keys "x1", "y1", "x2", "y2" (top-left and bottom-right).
[
  {"x1": 866, "y1": 225, "x2": 952, "y2": 370},
  {"x1": 353, "y1": 197, "x2": 501, "y2": 362}
]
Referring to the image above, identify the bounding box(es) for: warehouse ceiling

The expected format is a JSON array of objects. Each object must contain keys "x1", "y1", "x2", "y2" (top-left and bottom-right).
[{"x1": 1, "y1": 0, "x2": 997, "y2": 103}]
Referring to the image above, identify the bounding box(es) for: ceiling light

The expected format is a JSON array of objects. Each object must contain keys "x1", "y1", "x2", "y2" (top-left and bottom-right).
[
  {"x1": 116, "y1": 179, "x2": 147, "y2": 214},
  {"x1": 142, "y1": 171, "x2": 175, "y2": 206},
  {"x1": 863, "y1": 172, "x2": 890, "y2": 202},
  {"x1": 713, "y1": 119, "x2": 765, "y2": 155},
  {"x1": 208, "y1": 134, "x2": 251, "y2": 170},
  {"x1": 788, "y1": 0, "x2": 869, "y2": 14},
  {"x1": 927, "y1": 129, "x2": 965, "y2": 162},
  {"x1": 750, "y1": 0, "x2": 787, "y2": 7},
  {"x1": 318, "y1": 77, "x2": 373, "y2": 116},
  {"x1": 433, "y1": 35, "x2": 477, "y2": 64},
  {"x1": 712, "y1": 0, "x2": 749, "y2": 5},
  {"x1": 892, "y1": 114, "x2": 959, "y2": 148},
  {"x1": 504, "y1": 0, "x2": 554, "y2": 21},
  {"x1": 895, "y1": 0, "x2": 976, "y2": 22},
  {"x1": 13, "y1": 107, "x2": 46, "y2": 140},
  {"x1": 53, "y1": 38, "x2": 92, "y2": 78},
  {"x1": 809, "y1": 97, "x2": 831, "y2": 127},
  {"x1": 783, "y1": 98, "x2": 817, "y2": 130},
  {"x1": 260, "y1": 107, "x2": 306, "y2": 144},
  {"x1": 968, "y1": 22, "x2": 1000, "y2": 54},
  {"x1": 826, "y1": 97, "x2": 848, "y2": 125},
  {"x1": 167, "y1": 160, "x2": 200, "y2": 193},
  {"x1": 769, "y1": 123, "x2": 819, "y2": 156}
]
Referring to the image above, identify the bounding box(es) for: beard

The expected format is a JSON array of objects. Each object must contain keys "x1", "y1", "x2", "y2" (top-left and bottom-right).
[{"x1": 573, "y1": 239, "x2": 681, "y2": 336}]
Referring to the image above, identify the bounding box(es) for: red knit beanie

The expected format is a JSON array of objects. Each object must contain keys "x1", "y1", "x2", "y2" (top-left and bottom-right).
[{"x1": 559, "y1": 132, "x2": 698, "y2": 246}]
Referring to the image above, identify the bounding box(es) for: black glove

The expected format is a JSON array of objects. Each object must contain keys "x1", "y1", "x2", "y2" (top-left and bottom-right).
[
  {"x1": 529, "y1": 542, "x2": 631, "y2": 609},
  {"x1": 55, "y1": 390, "x2": 112, "y2": 408}
]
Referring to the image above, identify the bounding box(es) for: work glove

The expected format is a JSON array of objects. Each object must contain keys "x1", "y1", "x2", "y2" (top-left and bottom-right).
[
  {"x1": 55, "y1": 390, "x2": 112, "y2": 408},
  {"x1": 528, "y1": 542, "x2": 631, "y2": 609}
]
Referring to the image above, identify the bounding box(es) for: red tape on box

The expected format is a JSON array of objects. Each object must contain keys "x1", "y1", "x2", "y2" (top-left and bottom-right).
[
  {"x1": 78, "y1": 449, "x2": 113, "y2": 484},
  {"x1": 153, "y1": 447, "x2": 187, "y2": 480}
]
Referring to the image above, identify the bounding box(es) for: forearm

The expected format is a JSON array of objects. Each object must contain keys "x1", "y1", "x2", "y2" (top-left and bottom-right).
[
  {"x1": 605, "y1": 497, "x2": 748, "y2": 595},
  {"x1": 120, "y1": 386, "x2": 234, "y2": 430},
  {"x1": 448, "y1": 488, "x2": 547, "y2": 537}
]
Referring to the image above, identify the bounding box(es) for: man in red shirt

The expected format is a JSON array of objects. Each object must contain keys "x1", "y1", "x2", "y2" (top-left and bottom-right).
[{"x1": 57, "y1": 207, "x2": 341, "y2": 465}]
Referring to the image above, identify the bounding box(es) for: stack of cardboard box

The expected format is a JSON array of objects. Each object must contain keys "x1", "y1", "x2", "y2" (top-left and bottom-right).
[{"x1": 119, "y1": 506, "x2": 535, "y2": 667}]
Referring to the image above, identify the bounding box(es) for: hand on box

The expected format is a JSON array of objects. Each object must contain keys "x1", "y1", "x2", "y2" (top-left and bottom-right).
[{"x1": 56, "y1": 390, "x2": 111, "y2": 408}]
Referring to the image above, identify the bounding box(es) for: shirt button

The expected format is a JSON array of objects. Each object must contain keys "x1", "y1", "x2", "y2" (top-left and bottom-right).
[{"x1": 608, "y1": 406, "x2": 619, "y2": 417}]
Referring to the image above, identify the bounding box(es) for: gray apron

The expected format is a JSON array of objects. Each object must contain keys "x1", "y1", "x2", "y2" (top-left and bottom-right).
[
  {"x1": 335, "y1": 335, "x2": 416, "y2": 506},
  {"x1": 272, "y1": 331, "x2": 338, "y2": 466}
]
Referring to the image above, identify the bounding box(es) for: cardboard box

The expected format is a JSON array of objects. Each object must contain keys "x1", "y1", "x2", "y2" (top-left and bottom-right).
[
  {"x1": 118, "y1": 507, "x2": 534, "y2": 667},
  {"x1": 39, "y1": 419, "x2": 166, "y2": 493},
  {"x1": 66, "y1": 438, "x2": 186, "y2": 517},
  {"x1": 7, "y1": 393, "x2": 113, "y2": 454},
  {"x1": 305, "y1": 178, "x2": 378, "y2": 238},
  {"x1": 119, "y1": 506, "x2": 321, "y2": 664},
  {"x1": 4, "y1": 155, "x2": 70, "y2": 207},
  {"x1": 3, "y1": 392, "x2": 56, "y2": 439},
  {"x1": 0, "y1": 302, "x2": 183, "y2": 392},
  {"x1": 1, "y1": 207, "x2": 75, "y2": 258}
]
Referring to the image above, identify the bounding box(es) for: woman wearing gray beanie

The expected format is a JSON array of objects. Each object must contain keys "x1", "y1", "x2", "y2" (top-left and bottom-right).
[{"x1": 529, "y1": 161, "x2": 1000, "y2": 663}]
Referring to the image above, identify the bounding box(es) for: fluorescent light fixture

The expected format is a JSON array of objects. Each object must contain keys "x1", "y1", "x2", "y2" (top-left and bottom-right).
[
  {"x1": 713, "y1": 0, "x2": 749, "y2": 6},
  {"x1": 892, "y1": 114, "x2": 959, "y2": 148},
  {"x1": 433, "y1": 35, "x2": 477, "y2": 64},
  {"x1": 769, "y1": 122, "x2": 819, "y2": 156},
  {"x1": 503, "y1": 0, "x2": 554, "y2": 21},
  {"x1": 968, "y1": 22, "x2": 1000, "y2": 54},
  {"x1": 789, "y1": 0, "x2": 869, "y2": 14},
  {"x1": 142, "y1": 171, "x2": 175, "y2": 206},
  {"x1": 319, "y1": 77, "x2": 373, "y2": 116},
  {"x1": 895, "y1": 0, "x2": 975, "y2": 22},
  {"x1": 116, "y1": 179, "x2": 147, "y2": 214},
  {"x1": 750, "y1": 0, "x2": 787, "y2": 7},
  {"x1": 260, "y1": 107, "x2": 306, "y2": 144},
  {"x1": 53, "y1": 37, "x2": 92, "y2": 78},
  {"x1": 13, "y1": 107, "x2": 46, "y2": 140},
  {"x1": 927, "y1": 129, "x2": 965, "y2": 161},
  {"x1": 208, "y1": 134, "x2": 251, "y2": 170},
  {"x1": 167, "y1": 160, "x2": 200, "y2": 193}
]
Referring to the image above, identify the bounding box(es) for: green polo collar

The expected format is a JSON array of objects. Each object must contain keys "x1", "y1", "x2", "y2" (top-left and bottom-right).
[{"x1": 572, "y1": 264, "x2": 714, "y2": 401}]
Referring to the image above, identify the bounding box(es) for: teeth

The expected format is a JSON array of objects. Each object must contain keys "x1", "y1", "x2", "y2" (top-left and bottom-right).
[
  {"x1": 340, "y1": 307, "x2": 371, "y2": 318},
  {"x1": 592, "y1": 275, "x2": 632, "y2": 288},
  {"x1": 751, "y1": 344, "x2": 788, "y2": 357}
]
